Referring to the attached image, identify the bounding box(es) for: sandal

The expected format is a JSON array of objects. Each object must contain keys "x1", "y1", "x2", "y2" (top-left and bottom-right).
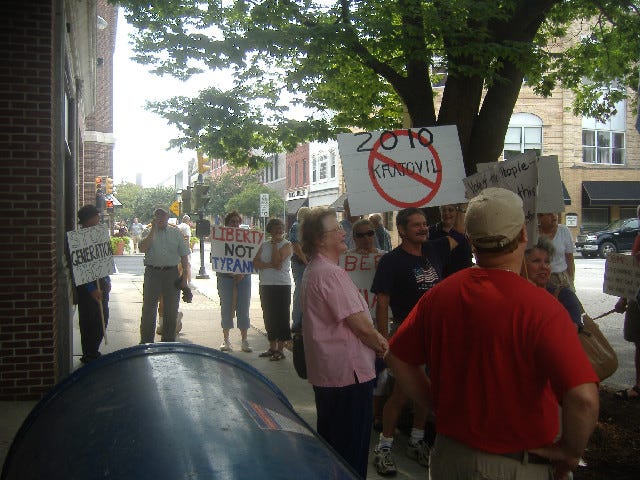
[
  {"x1": 269, "y1": 351, "x2": 286, "y2": 361},
  {"x1": 615, "y1": 385, "x2": 640, "y2": 400},
  {"x1": 259, "y1": 349, "x2": 275, "y2": 358}
]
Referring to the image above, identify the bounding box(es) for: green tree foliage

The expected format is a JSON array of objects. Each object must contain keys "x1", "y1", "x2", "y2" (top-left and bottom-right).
[
  {"x1": 225, "y1": 183, "x2": 285, "y2": 220},
  {"x1": 204, "y1": 169, "x2": 261, "y2": 218},
  {"x1": 112, "y1": 182, "x2": 144, "y2": 222},
  {"x1": 116, "y1": 0, "x2": 640, "y2": 174},
  {"x1": 128, "y1": 185, "x2": 178, "y2": 224}
]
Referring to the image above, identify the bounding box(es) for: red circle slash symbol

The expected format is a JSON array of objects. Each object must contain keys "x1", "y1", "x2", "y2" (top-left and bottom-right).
[{"x1": 368, "y1": 130, "x2": 443, "y2": 208}]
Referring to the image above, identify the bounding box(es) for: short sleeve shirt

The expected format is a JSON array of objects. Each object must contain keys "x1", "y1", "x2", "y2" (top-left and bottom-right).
[
  {"x1": 371, "y1": 237, "x2": 450, "y2": 322},
  {"x1": 549, "y1": 224, "x2": 573, "y2": 273},
  {"x1": 142, "y1": 225, "x2": 190, "y2": 267},
  {"x1": 301, "y1": 254, "x2": 376, "y2": 387}
]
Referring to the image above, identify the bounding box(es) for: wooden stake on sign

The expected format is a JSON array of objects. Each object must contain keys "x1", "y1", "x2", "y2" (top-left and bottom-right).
[{"x1": 96, "y1": 281, "x2": 108, "y2": 345}]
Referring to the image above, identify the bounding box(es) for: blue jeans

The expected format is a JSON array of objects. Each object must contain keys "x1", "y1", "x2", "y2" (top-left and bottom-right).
[
  {"x1": 216, "y1": 274, "x2": 251, "y2": 330},
  {"x1": 290, "y1": 259, "x2": 306, "y2": 331}
]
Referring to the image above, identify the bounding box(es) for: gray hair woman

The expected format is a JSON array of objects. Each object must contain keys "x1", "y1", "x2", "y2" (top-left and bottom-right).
[
  {"x1": 525, "y1": 236, "x2": 582, "y2": 329},
  {"x1": 300, "y1": 207, "x2": 388, "y2": 477}
]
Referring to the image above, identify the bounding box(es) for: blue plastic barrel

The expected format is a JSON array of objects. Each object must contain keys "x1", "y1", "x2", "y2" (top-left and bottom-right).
[{"x1": 1, "y1": 344, "x2": 359, "y2": 479}]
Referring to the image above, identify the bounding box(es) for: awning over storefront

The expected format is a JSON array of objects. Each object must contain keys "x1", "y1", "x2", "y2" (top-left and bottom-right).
[
  {"x1": 329, "y1": 192, "x2": 347, "y2": 211},
  {"x1": 582, "y1": 181, "x2": 640, "y2": 207},
  {"x1": 562, "y1": 181, "x2": 571, "y2": 206},
  {"x1": 286, "y1": 198, "x2": 308, "y2": 215}
]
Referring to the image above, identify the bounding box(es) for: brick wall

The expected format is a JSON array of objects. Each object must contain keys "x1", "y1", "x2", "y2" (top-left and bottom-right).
[
  {"x1": 286, "y1": 143, "x2": 309, "y2": 190},
  {"x1": 0, "y1": 1, "x2": 57, "y2": 399},
  {"x1": 83, "y1": 0, "x2": 117, "y2": 205}
]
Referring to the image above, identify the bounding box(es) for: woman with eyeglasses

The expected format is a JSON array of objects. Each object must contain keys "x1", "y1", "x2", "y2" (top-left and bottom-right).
[
  {"x1": 301, "y1": 207, "x2": 388, "y2": 478},
  {"x1": 350, "y1": 219, "x2": 385, "y2": 255},
  {"x1": 428, "y1": 203, "x2": 473, "y2": 277},
  {"x1": 348, "y1": 218, "x2": 389, "y2": 432}
]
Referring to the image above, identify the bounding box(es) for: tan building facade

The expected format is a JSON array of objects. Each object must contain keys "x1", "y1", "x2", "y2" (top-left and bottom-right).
[{"x1": 509, "y1": 84, "x2": 640, "y2": 240}]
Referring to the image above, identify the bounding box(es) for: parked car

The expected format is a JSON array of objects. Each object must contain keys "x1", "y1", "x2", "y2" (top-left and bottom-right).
[{"x1": 575, "y1": 217, "x2": 640, "y2": 258}]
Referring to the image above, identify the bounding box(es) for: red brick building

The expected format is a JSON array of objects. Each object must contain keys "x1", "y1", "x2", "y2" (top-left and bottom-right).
[{"x1": 0, "y1": 0, "x2": 117, "y2": 400}]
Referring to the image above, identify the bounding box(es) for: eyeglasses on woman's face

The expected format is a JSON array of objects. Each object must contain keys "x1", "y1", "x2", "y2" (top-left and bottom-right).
[
  {"x1": 354, "y1": 230, "x2": 375, "y2": 238},
  {"x1": 324, "y1": 224, "x2": 344, "y2": 233}
]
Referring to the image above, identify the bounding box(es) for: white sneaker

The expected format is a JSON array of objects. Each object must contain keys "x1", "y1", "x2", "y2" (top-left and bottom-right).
[
  {"x1": 373, "y1": 446, "x2": 397, "y2": 476},
  {"x1": 220, "y1": 340, "x2": 233, "y2": 352},
  {"x1": 406, "y1": 439, "x2": 430, "y2": 467},
  {"x1": 241, "y1": 339, "x2": 252, "y2": 352}
]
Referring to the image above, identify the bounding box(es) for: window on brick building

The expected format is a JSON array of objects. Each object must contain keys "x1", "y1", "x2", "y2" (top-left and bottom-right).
[
  {"x1": 582, "y1": 98, "x2": 626, "y2": 165},
  {"x1": 295, "y1": 162, "x2": 298, "y2": 185},
  {"x1": 287, "y1": 165, "x2": 291, "y2": 187},
  {"x1": 503, "y1": 113, "x2": 542, "y2": 160},
  {"x1": 312, "y1": 156, "x2": 317, "y2": 182},
  {"x1": 303, "y1": 159, "x2": 308, "y2": 183}
]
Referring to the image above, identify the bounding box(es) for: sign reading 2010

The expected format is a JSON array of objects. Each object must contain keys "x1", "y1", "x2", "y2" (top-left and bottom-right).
[{"x1": 338, "y1": 126, "x2": 466, "y2": 216}]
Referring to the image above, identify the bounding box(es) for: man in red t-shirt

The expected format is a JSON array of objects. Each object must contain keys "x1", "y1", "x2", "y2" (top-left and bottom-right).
[
  {"x1": 386, "y1": 188, "x2": 599, "y2": 480},
  {"x1": 614, "y1": 204, "x2": 640, "y2": 400}
]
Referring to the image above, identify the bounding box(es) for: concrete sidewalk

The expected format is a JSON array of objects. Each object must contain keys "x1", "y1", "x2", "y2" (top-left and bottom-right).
[{"x1": 0, "y1": 267, "x2": 426, "y2": 479}]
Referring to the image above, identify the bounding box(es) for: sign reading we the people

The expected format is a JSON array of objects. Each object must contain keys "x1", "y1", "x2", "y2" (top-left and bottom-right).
[
  {"x1": 67, "y1": 225, "x2": 115, "y2": 286},
  {"x1": 463, "y1": 151, "x2": 539, "y2": 246},
  {"x1": 339, "y1": 252, "x2": 386, "y2": 316},
  {"x1": 210, "y1": 226, "x2": 264, "y2": 274},
  {"x1": 603, "y1": 253, "x2": 640, "y2": 299},
  {"x1": 337, "y1": 126, "x2": 467, "y2": 216}
]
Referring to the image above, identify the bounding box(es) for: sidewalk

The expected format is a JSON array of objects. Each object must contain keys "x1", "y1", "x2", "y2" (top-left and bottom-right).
[{"x1": 0, "y1": 266, "x2": 427, "y2": 479}]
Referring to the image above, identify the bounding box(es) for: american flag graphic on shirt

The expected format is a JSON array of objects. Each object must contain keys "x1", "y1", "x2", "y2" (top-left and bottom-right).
[{"x1": 413, "y1": 259, "x2": 440, "y2": 292}]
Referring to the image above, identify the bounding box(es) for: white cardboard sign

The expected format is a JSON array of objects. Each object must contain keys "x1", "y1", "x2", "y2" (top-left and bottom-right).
[
  {"x1": 338, "y1": 126, "x2": 467, "y2": 216},
  {"x1": 338, "y1": 252, "x2": 386, "y2": 317},
  {"x1": 210, "y1": 226, "x2": 264, "y2": 274},
  {"x1": 463, "y1": 151, "x2": 539, "y2": 246},
  {"x1": 603, "y1": 253, "x2": 640, "y2": 299},
  {"x1": 67, "y1": 225, "x2": 115, "y2": 286}
]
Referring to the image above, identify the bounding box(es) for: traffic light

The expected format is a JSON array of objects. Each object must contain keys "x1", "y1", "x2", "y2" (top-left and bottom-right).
[
  {"x1": 105, "y1": 199, "x2": 114, "y2": 214},
  {"x1": 95, "y1": 176, "x2": 103, "y2": 194},
  {"x1": 192, "y1": 183, "x2": 210, "y2": 211},
  {"x1": 105, "y1": 177, "x2": 114, "y2": 195},
  {"x1": 181, "y1": 187, "x2": 192, "y2": 214},
  {"x1": 197, "y1": 152, "x2": 211, "y2": 174}
]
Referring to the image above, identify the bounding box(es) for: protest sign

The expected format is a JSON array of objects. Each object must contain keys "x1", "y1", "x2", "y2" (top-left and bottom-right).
[
  {"x1": 339, "y1": 251, "x2": 386, "y2": 316},
  {"x1": 210, "y1": 226, "x2": 264, "y2": 274},
  {"x1": 536, "y1": 156, "x2": 564, "y2": 213},
  {"x1": 464, "y1": 151, "x2": 538, "y2": 246},
  {"x1": 477, "y1": 154, "x2": 564, "y2": 214},
  {"x1": 338, "y1": 126, "x2": 467, "y2": 216},
  {"x1": 603, "y1": 253, "x2": 640, "y2": 299},
  {"x1": 67, "y1": 225, "x2": 115, "y2": 286}
]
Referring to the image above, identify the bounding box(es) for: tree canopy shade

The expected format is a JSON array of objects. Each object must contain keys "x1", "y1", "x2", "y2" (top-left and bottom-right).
[{"x1": 115, "y1": 0, "x2": 640, "y2": 174}]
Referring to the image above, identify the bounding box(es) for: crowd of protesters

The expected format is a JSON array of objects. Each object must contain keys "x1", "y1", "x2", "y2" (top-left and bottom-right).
[{"x1": 73, "y1": 186, "x2": 618, "y2": 480}]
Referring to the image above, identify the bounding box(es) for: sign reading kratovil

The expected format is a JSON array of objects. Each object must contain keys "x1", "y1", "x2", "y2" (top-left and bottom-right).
[
  {"x1": 463, "y1": 151, "x2": 539, "y2": 247},
  {"x1": 338, "y1": 252, "x2": 387, "y2": 317},
  {"x1": 67, "y1": 225, "x2": 115, "y2": 286},
  {"x1": 603, "y1": 253, "x2": 640, "y2": 299},
  {"x1": 338, "y1": 126, "x2": 467, "y2": 216},
  {"x1": 210, "y1": 226, "x2": 264, "y2": 274}
]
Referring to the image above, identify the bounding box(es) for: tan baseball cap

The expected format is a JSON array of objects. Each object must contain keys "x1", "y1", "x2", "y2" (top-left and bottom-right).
[{"x1": 465, "y1": 187, "x2": 524, "y2": 249}]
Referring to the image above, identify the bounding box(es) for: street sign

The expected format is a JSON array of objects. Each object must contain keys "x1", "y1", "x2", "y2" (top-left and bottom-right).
[
  {"x1": 169, "y1": 200, "x2": 180, "y2": 217},
  {"x1": 260, "y1": 193, "x2": 269, "y2": 217}
]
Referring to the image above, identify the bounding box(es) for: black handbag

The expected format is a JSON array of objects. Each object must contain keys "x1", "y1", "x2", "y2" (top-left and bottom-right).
[{"x1": 292, "y1": 333, "x2": 307, "y2": 379}]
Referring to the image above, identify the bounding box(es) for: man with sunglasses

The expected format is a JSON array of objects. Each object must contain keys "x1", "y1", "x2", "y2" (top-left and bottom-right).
[{"x1": 371, "y1": 206, "x2": 464, "y2": 475}]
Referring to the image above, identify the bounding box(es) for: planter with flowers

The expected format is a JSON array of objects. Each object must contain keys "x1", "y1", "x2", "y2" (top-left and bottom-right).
[{"x1": 110, "y1": 236, "x2": 131, "y2": 256}]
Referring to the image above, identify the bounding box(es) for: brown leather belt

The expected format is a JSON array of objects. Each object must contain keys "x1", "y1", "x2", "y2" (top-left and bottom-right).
[{"x1": 500, "y1": 451, "x2": 551, "y2": 465}]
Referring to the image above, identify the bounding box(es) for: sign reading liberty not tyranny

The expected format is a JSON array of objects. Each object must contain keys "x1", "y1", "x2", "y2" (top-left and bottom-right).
[
  {"x1": 67, "y1": 225, "x2": 116, "y2": 286},
  {"x1": 338, "y1": 126, "x2": 467, "y2": 215}
]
